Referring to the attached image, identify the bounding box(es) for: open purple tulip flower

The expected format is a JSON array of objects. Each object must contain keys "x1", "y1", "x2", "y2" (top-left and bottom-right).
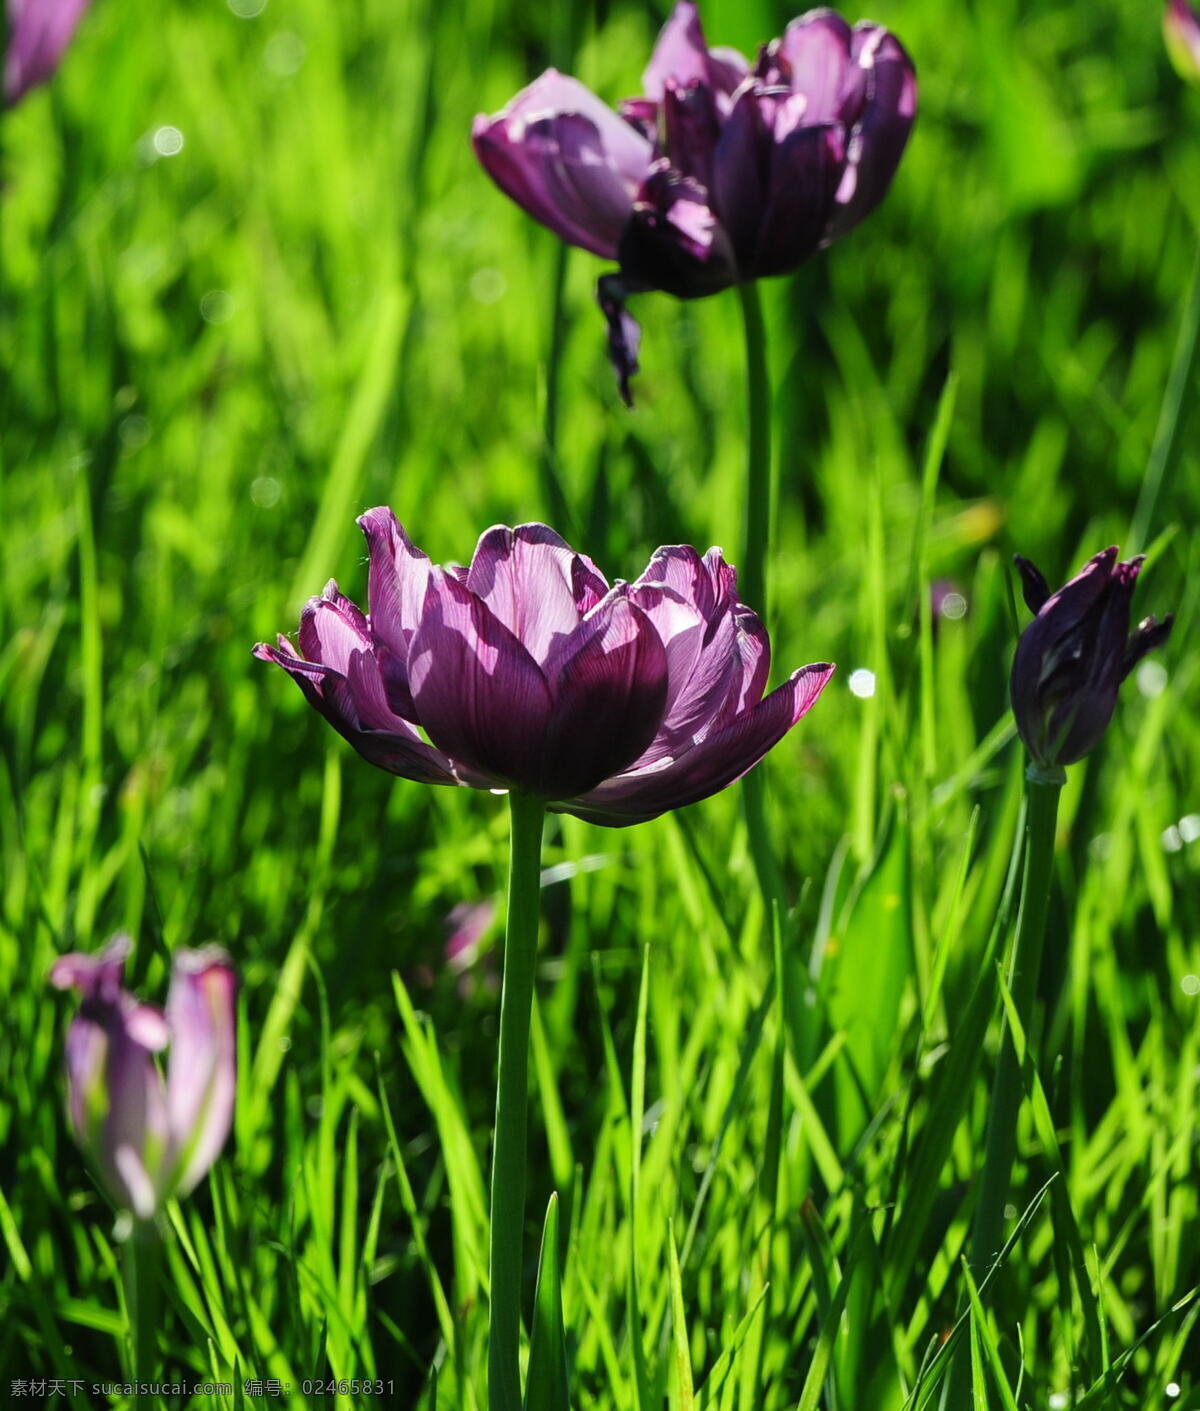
[
  {"x1": 4, "y1": 0, "x2": 92, "y2": 107},
  {"x1": 255, "y1": 508, "x2": 833, "y2": 826},
  {"x1": 1011, "y1": 547, "x2": 1174, "y2": 773},
  {"x1": 257, "y1": 510, "x2": 831, "y2": 1406},
  {"x1": 473, "y1": 2, "x2": 916, "y2": 401},
  {"x1": 50, "y1": 936, "x2": 237, "y2": 1222}
]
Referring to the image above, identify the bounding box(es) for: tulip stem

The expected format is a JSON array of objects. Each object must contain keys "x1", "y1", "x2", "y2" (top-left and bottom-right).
[
  {"x1": 948, "y1": 763, "x2": 1063, "y2": 1405},
  {"x1": 122, "y1": 1217, "x2": 162, "y2": 1402},
  {"x1": 488, "y1": 791, "x2": 547, "y2": 1411},
  {"x1": 737, "y1": 280, "x2": 772, "y2": 622},
  {"x1": 736, "y1": 281, "x2": 785, "y2": 912}
]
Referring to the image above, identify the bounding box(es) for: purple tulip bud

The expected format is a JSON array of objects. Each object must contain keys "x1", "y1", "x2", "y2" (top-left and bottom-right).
[
  {"x1": 473, "y1": 3, "x2": 916, "y2": 401},
  {"x1": 1009, "y1": 548, "x2": 1174, "y2": 771},
  {"x1": 5, "y1": 0, "x2": 92, "y2": 107},
  {"x1": 1165, "y1": 0, "x2": 1200, "y2": 83},
  {"x1": 255, "y1": 510, "x2": 834, "y2": 826},
  {"x1": 50, "y1": 936, "x2": 237, "y2": 1219}
]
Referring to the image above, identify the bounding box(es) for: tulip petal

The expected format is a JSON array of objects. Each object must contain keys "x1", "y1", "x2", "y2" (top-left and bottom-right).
[
  {"x1": 562, "y1": 662, "x2": 834, "y2": 825},
  {"x1": 825, "y1": 26, "x2": 917, "y2": 242},
  {"x1": 643, "y1": 1, "x2": 748, "y2": 104},
  {"x1": 541, "y1": 590, "x2": 670, "y2": 797},
  {"x1": 1122, "y1": 614, "x2": 1175, "y2": 680},
  {"x1": 625, "y1": 581, "x2": 735, "y2": 764},
  {"x1": 1010, "y1": 548, "x2": 1134, "y2": 767},
  {"x1": 359, "y1": 507, "x2": 434, "y2": 716},
  {"x1": 465, "y1": 523, "x2": 606, "y2": 664},
  {"x1": 5, "y1": 0, "x2": 91, "y2": 107},
  {"x1": 253, "y1": 637, "x2": 464, "y2": 786},
  {"x1": 165, "y1": 948, "x2": 237, "y2": 1198},
  {"x1": 409, "y1": 570, "x2": 553, "y2": 790},
  {"x1": 710, "y1": 85, "x2": 768, "y2": 273},
  {"x1": 662, "y1": 79, "x2": 722, "y2": 185},
  {"x1": 597, "y1": 274, "x2": 643, "y2": 407},
  {"x1": 766, "y1": 9, "x2": 856, "y2": 123},
  {"x1": 618, "y1": 162, "x2": 736, "y2": 299},
  {"x1": 473, "y1": 71, "x2": 652, "y2": 259},
  {"x1": 1014, "y1": 556, "x2": 1052, "y2": 614},
  {"x1": 752, "y1": 121, "x2": 845, "y2": 277}
]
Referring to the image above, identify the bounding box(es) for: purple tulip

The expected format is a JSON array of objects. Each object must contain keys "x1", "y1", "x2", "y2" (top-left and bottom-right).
[
  {"x1": 4, "y1": 0, "x2": 92, "y2": 107},
  {"x1": 50, "y1": 936, "x2": 237, "y2": 1219},
  {"x1": 255, "y1": 510, "x2": 833, "y2": 826},
  {"x1": 1010, "y1": 548, "x2": 1174, "y2": 771},
  {"x1": 1165, "y1": 0, "x2": 1200, "y2": 83},
  {"x1": 472, "y1": 3, "x2": 916, "y2": 401}
]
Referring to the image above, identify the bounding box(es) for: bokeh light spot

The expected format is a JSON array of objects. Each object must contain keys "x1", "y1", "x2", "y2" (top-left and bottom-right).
[
  {"x1": 250, "y1": 477, "x2": 281, "y2": 508},
  {"x1": 848, "y1": 668, "x2": 876, "y2": 699},
  {"x1": 200, "y1": 290, "x2": 236, "y2": 325},
  {"x1": 152, "y1": 126, "x2": 185, "y2": 157},
  {"x1": 1137, "y1": 659, "x2": 1168, "y2": 698}
]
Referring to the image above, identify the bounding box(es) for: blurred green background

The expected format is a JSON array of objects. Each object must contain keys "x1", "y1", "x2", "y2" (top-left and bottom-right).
[{"x1": 2, "y1": 0, "x2": 1198, "y2": 1405}]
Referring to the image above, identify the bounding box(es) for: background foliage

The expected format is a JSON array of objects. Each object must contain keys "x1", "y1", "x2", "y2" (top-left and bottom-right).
[{"x1": 2, "y1": 0, "x2": 1198, "y2": 1406}]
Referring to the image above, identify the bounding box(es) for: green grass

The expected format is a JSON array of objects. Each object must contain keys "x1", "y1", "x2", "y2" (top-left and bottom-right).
[{"x1": 2, "y1": 0, "x2": 1199, "y2": 1406}]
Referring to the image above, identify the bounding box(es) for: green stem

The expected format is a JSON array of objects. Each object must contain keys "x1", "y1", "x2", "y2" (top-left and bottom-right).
[
  {"x1": 947, "y1": 765, "x2": 1063, "y2": 1405},
  {"x1": 488, "y1": 791, "x2": 547, "y2": 1411},
  {"x1": 737, "y1": 281, "x2": 772, "y2": 622},
  {"x1": 538, "y1": 242, "x2": 574, "y2": 536},
  {"x1": 735, "y1": 282, "x2": 784, "y2": 912},
  {"x1": 122, "y1": 1218, "x2": 162, "y2": 1403}
]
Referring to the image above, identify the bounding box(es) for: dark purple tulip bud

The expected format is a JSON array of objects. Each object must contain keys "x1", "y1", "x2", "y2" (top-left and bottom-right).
[
  {"x1": 1165, "y1": 0, "x2": 1200, "y2": 83},
  {"x1": 1009, "y1": 548, "x2": 1174, "y2": 771},
  {"x1": 256, "y1": 509, "x2": 834, "y2": 826},
  {"x1": 473, "y1": 3, "x2": 916, "y2": 399},
  {"x1": 5, "y1": 0, "x2": 92, "y2": 107},
  {"x1": 50, "y1": 937, "x2": 237, "y2": 1219}
]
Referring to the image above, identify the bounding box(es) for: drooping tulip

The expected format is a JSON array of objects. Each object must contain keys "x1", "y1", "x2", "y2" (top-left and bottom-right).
[
  {"x1": 1010, "y1": 548, "x2": 1174, "y2": 771},
  {"x1": 4, "y1": 0, "x2": 92, "y2": 107},
  {"x1": 255, "y1": 509, "x2": 833, "y2": 825},
  {"x1": 1165, "y1": 0, "x2": 1200, "y2": 83},
  {"x1": 473, "y1": 3, "x2": 916, "y2": 401},
  {"x1": 50, "y1": 936, "x2": 237, "y2": 1219}
]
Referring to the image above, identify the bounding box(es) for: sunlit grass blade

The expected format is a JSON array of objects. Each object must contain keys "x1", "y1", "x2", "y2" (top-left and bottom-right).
[{"x1": 524, "y1": 1192, "x2": 570, "y2": 1411}]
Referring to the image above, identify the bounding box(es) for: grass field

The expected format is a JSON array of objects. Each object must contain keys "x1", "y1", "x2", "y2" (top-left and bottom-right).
[{"x1": 2, "y1": 0, "x2": 1199, "y2": 1406}]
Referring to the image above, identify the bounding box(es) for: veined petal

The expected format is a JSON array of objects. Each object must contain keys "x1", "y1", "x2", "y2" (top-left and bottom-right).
[
  {"x1": 408, "y1": 570, "x2": 553, "y2": 791},
  {"x1": 253, "y1": 639, "x2": 464, "y2": 786},
  {"x1": 752, "y1": 121, "x2": 845, "y2": 277},
  {"x1": 825, "y1": 25, "x2": 917, "y2": 242},
  {"x1": 562, "y1": 662, "x2": 834, "y2": 825},
  {"x1": 541, "y1": 589, "x2": 670, "y2": 796},
  {"x1": 634, "y1": 543, "x2": 738, "y2": 620},
  {"x1": 765, "y1": 8, "x2": 856, "y2": 122},
  {"x1": 597, "y1": 274, "x2": 643, "y2": 407},
  {"x1": 625, "y1": 581, "x2": 735, "y2": 764},
  {"x1": 465, "y1": 523, "x2": 606, "y2": 664},
  {"x1": 710, "y1": 84, "x2": 768, "y2": 273},
  {"x1": 473, "y1": 71, "x2": 652, "y2": 258},
  {"x1": 617, "y1": 161, "x2": 736, "y2": 298},
  {"x1": 643, "y1": 1, "x2": 748, "y2": 104},
  {"x1": 164, "y1": 948, "x2": 237, "y2": 1199},
  {"x1": 359, "y1": 507, "x2": 434, "y2": 715},
  {"x1": 662, "y1": 78, "x2": 722, "y2": 184}
]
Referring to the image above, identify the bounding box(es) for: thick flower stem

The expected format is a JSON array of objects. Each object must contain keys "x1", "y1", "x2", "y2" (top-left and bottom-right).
[
  {"x1": 737, "y1": 280, "x2": 772, "y2": 623},
  {"x1": 736, "y1": 281, "x2": 784, "y2": 911},
  {"x1": 488, "y1": 791, "x2": 548, "y2": 1411},
  {"x1": 122, "y1": 1217, "x2": 162, "y2": 1404},
  {"x1": 948, "y1": 764, "x2": 1063, "y2": 1405}
]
